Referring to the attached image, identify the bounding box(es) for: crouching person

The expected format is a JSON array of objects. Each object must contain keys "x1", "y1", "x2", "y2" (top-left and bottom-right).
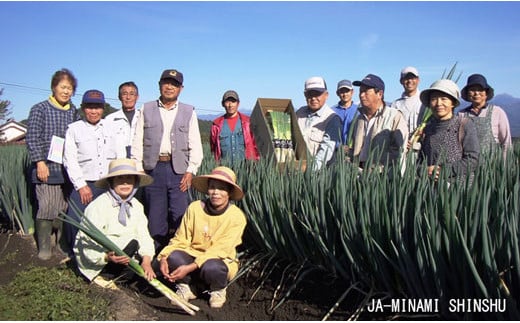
[
  {"x1": 158, "y1": 166, "x2": 247, "y2": 309},
  {"x1": 74, "y1": 159, "x2": 156, "y2": 289}
]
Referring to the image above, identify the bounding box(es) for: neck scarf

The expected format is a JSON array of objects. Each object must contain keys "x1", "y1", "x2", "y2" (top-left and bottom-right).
[
  {"x1": 108, "y1": 187, "x2": 138, "y2": 226},
  {"x1": 203, "y1": 198, "x2": 230, "y2": 216},
  {"x1": 49, "y1": 95, "x2": 70, "y2": 111}
]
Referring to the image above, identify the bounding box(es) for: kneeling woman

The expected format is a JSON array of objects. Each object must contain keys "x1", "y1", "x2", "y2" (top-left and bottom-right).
[
  {"x1": 158, "y1": 166, "x2": 247, "y2": 309},
  {"x1": 418, "y1": 79, "x2": 480, "y2": 183},
  {"x1": 74, "y1": 159, "x2": 156, "y2": 288}
]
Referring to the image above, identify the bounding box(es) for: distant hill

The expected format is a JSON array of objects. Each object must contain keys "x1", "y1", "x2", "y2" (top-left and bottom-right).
[{"x1": 198, "y1": 109, "x2": 253, "y2": 122}]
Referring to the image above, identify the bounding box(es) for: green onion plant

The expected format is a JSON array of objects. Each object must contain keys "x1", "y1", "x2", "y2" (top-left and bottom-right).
[{"x1": 0, "y1": 144, "x2": 34, "y2": 235}]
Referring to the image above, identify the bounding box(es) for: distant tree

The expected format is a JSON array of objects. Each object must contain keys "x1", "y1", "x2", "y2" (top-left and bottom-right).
[
  {"x1": 0, "y1": 88, "x2": 12, "y2": 142},
  {"x1": 0, "y1": 88, "x2": 12, "y2": 122},
  {"x1": 198, "y1": 119, "x2": 212, "y2": 144},
  {"x1": 102, "y1": 103, "x2": 118, "y2": 118}
]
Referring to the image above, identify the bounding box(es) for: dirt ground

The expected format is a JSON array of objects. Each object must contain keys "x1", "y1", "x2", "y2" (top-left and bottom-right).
[{"x1": 0, "y1": 229, "x2": 351, "y2": 321}]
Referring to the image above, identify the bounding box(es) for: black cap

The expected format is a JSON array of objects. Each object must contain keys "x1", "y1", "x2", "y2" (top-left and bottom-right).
[{"x1": 160, "y1": 69, "x2": 183, "y2": 85}]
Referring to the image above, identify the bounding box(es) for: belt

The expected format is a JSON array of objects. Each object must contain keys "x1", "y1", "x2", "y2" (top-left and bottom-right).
[{"x1": 158, "y1": 154, "x2": 171, "y2": 162}]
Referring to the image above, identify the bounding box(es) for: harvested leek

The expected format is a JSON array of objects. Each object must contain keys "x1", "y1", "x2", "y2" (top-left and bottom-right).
[
  {"x1": 410, "y1": 62, "x2": 459, "y2": 146},
  {"x1": 59, "y1": 208, "x2": 199, "y2": 315},
  {"x1": 409, "y1": 107, "x2": 432, "y2": 145},
  {"x1": 267, "y1": 110, "x2": 295, "y2": 162}
]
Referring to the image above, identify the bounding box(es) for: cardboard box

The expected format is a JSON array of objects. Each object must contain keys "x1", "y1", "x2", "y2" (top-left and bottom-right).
[{"x1": 250, "y1": 98, "x2": 308, "y2": 166}]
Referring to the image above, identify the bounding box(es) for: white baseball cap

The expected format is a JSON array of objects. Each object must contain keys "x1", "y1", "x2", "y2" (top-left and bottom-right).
[
  {"x1": 400, "y1": 66, "x2": 419, "y2": 79},
  {"x1": 304, "y1": 76, "x2": 327, "y2": 92}
]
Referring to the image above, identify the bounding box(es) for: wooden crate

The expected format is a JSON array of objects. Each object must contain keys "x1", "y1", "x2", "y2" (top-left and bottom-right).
[{"x1": 250, "y1": 98, "x2": 308, "y2": 165}]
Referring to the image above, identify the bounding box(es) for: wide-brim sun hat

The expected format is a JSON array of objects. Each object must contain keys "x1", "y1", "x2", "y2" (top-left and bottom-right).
[
  {"x1": 420, "y1": 79, "x2": 460, "y2": 107},
  {"x1": 461, "y1": 73, "x2": 494, "y2": 101},
  {"x1": 95, "y1": 158, "x2": 153, "y2": 189},
  {"x1": 191, "y1": 166, "x2": 244, "y2": 201}
]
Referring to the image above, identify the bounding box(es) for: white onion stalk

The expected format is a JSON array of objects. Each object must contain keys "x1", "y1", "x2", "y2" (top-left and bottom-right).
[{"x1": 60, "y1": 209, "x2": 199, "y2": 315}]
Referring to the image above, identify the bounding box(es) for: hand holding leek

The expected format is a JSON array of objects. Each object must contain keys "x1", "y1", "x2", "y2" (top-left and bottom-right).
[{"x1": 60, "y1": 211, "x2": 199, "y2": 315}]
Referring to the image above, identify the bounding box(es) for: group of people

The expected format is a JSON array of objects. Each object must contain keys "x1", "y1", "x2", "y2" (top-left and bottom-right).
[
  {"x1": 297, "y1": 67, "x2": 512, "y2": 180},
  {"x1": 25, "y1": 66, "x2": 512, "y2": 310},
  {"x1": 26, "y1": 68, "x2": 248, "y2": 309}
]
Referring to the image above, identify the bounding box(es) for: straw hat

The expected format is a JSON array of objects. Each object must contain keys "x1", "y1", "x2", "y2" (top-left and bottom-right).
[
  {"x1": 191, "y1": 166, "x2": 244, "y2": 201},
  {"x1": 95, "y1": 159, "x2": 153, "y2": 189}
]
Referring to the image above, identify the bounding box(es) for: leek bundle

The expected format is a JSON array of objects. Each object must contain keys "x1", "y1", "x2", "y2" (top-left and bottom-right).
[
  {"x1": 59, "y1": 210, "x2": 199, "y2": 316},
  {"x1": 267, "y1": 110, "x2": 295, "y2": 162},
  {"x1": 409, "y1": 107, "x2": 432, "y2": 145},
  {"x1": 410, "y1": 62, "x2": 460, "y2": 146}
]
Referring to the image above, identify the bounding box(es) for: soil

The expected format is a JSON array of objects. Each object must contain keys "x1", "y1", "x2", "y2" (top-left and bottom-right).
[{"x1": 0, "y1": 229, "x2": 352, "y2": 321}]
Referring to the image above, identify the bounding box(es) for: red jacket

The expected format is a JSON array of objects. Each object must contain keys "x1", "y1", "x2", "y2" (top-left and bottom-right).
[{"x1": 210, "y1": 112, "x2": 260, "y2": 161}]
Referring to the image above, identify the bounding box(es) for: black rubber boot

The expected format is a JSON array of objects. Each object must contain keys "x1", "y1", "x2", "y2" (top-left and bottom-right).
[
  {"x1": 36, "y1": 219, "x2": 53, "y2": 260},
  {"x1": 52, "y1": 218, "x2": 67, "y2": 257}
]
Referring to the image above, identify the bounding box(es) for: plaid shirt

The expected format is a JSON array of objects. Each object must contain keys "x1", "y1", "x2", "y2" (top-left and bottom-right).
[{"x1": 26, "y1": 99, "x2": 79, "y2": 184}]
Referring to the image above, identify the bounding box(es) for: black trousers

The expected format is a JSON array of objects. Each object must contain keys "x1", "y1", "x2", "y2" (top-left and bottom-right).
[{"x1": 99, "y1": 239, "x2": 139, "y2": 281}]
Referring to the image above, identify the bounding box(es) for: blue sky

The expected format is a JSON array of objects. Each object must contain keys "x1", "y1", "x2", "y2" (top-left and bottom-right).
[{"x1": 1, "y1": 1, "x2": 520, "y2": 122}]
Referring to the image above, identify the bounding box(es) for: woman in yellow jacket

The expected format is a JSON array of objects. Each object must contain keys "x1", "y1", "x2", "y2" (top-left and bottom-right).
[{"x1": 158, "y1": 166, "x2": 246, "y2": 309}]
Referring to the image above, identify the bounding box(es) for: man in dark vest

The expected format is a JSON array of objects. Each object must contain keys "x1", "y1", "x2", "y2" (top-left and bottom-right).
[{"x1": 131, "y1": 69, "x2": 203, "y2": 252}]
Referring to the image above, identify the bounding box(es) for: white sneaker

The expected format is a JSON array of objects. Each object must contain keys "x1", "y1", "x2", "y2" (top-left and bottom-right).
[
  {"x1": 92, "y1": 276, "x2": 119, "y2": 290},
  {"x1": 209, "y1": 288, "x2": 226, "y2": 308},
  {"x1": 176, "y1": 283, "x2": 197, "y2": 301}
]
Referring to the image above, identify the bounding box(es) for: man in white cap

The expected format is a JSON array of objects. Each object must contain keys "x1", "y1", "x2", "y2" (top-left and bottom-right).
[
  {"x1": 330, "y1": 79, "x2": 358, "y2": 145},
  {"x1": 391, "y1": 67, "x2": 426, "y2": 139},
  {"x1": 296, "y1": 76, "x2": 342, "y2": 170}
]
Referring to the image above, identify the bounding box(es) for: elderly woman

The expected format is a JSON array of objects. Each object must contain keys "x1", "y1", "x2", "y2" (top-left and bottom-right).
[
  {"x1": 26, "y1": 68, "x2": 79, "y2": 260},
  {"x1": 74, "y1": 159, "x2": 156, "y2": 289},
  {"x1": 418, "y1": 79, "x2": 480, "y2": 183},
  {"x1": 458, "y1": 74, "x2": 512, "y2": 153},
  {"x1": 158, "y1": 166, "x2": 247, "y2": 309}
]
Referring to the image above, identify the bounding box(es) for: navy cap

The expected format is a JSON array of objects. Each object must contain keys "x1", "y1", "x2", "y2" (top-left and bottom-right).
[
  {"x1": 353, "y1": 74, "x2": 385, "y2": 91},
  {"x1": 160, "y1": 69, "x2": 184, "y2": 85},
  {"x1": 82, "y1": 89, "x2": 105, "y2": 105},
  {"x1": 337, "y1": 80, "x2": 353, "y2": 91}
]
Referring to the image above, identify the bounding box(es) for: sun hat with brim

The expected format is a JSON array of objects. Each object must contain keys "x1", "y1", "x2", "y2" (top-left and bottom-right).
[
  {"x1": 420, "y1": 79, "x2": 460, "y2": 107},
  {"x1": 191, "y1": 166, "x2": 244, "y2": 201},
  {"x1": 95, "y1": 159, "x2": 153, "y2": 189},
  {"x1": 461, "y1": 73, "x2": 494, "y2": 101}
]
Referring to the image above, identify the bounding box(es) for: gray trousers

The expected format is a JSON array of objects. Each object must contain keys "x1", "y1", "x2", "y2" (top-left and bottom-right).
[{"x1": 35, "y1": 183, "x2": 68, "y2": 220}]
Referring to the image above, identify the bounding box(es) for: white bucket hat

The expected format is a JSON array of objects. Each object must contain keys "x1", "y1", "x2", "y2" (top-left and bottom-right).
[
  {"x1": 95, "y1": 159, "x2": 153, "y2": 189},
  {"x1": 420, "y1": 79, "x2": 460, "y2": 107}
]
